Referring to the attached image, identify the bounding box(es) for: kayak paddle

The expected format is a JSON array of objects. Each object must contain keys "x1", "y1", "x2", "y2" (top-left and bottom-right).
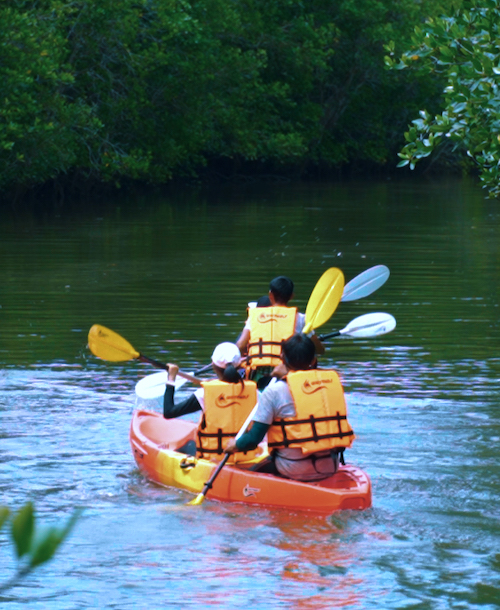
[
  {"x1": 303, "y1": 267, "x2": 345, "y2": 334},
  {"x1": 341, "y1": 265, "x2": 390, "y2": 302},
  {"x1": 135, "y1": 370, "x2": 193, "y2": 400},
  {"x1": 88, "y1": 324, "x2": 204, "y2": 385},
  {"x1": 318, "y1": 312, "x2": 396, "y2": 341}
]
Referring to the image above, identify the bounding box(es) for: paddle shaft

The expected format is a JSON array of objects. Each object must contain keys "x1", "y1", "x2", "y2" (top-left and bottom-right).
[
  {"x1": 318, "y1": 330, "x2": 341, "y2": 341},
  {"x1": 193, "y1": 362, "x2": 214, "y2": 376},
  {"x1": 197, "y1": 454, "x2": 230, "y2": 498},
  {"x1": 138, "y1": 354, "x2": 202, "y2": 385}
]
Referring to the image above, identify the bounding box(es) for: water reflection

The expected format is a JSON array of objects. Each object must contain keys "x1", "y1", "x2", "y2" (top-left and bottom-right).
[{"x1": 1, "y1": 177, "x2": 499, "y2": 609}]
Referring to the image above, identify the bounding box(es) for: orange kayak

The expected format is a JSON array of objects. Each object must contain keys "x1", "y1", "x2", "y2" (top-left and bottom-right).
[{"x1": 130, "y1": 409, "x2": 372, "y2": 514}]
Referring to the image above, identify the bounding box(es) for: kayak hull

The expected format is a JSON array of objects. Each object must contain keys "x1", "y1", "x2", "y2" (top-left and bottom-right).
[{"x1": 130, "y1": 409, "x2": 372, "y2": 514}]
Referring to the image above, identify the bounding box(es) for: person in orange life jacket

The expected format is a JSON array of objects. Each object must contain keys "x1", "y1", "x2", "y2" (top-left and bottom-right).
[
  {"x1": 163, "y1": 342, "x2": 261, "y2": 462},
  {"x1": 225, "y1": 333, "x2": 355, "y2": 482},
  {"x1": 236, "y1": 276, "x2": 325, "y2": 389},
  {"x1": 237, "y1": 275, "x2": 325, "y2": 356}
]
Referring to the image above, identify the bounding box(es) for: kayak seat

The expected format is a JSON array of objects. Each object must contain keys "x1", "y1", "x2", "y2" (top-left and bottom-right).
[{"x1": 177, "y1": 440, "x2": 196, "y2": 456}]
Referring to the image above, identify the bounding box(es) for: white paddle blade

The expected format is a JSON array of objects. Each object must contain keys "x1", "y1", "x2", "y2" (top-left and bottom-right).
[
  {"x1": 135, "y1": 371, "x2": 189, "y2": 400},
  {"x1": 341, "y1": 265, "x2": 390, "y2": 302},
  {"x1": 340, "y1": 312, "x2": 396, "y2": 338}
]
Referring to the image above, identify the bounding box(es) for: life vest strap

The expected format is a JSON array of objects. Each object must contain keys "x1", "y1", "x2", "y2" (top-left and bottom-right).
[
  {"x1": 196, "y1": 429, "x2": 252, "y2": 456},
  {"x1": 268, "y1": 412, "x2": 354, "y2": 448},
  {"x1": 197, "y1": 428, "x2": 235, "y2": 455},
  {"x1": 246, "y1": 338, "x2": 284, "y2": 362}
]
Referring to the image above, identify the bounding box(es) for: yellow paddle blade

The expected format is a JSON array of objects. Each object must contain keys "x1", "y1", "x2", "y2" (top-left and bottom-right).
[
  {"x1": 303, "y1": 268, "x2": 345, "y2": 334},
  {"x1": 88, "y1": 324, "x2": 140, "y2": 362},
  {"x1": 187, "y1": 493, "x2": 205, "y2": 506}
]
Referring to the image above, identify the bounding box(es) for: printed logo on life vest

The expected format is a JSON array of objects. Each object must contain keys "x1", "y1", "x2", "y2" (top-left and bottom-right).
[
  {"x1": 302, "y1": 378, "x2": 333, "y2": 394},
  {"x1": 215, "y1": 393, "x2": 249, "y2": 408},
  {"x1": 243, "y1": 484, "x2": 260, "y2": 498},
  {"x1": 257, "y1": 312, "x2": 288, "y2": 324}
]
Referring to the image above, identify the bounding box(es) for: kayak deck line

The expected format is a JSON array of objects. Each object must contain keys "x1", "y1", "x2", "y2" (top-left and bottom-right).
[{"x1": 130, "y1": 410, "x2": 372, "y2": 514}]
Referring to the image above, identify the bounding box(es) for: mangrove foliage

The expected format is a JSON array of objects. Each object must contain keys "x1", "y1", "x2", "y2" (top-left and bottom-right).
[{"x1": 1, "y1": 0, "x2": 462, "y2": 201}]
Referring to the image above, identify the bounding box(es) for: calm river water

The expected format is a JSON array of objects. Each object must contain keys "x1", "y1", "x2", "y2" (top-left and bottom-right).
[{"x1": 1, "y1": 176, "x2": 499, "y2": 609}]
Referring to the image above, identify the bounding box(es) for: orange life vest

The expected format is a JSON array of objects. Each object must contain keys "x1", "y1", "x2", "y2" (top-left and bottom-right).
[
  {"x1": 246, "y1": 306, "x2": 297, "y2": 371},
  {"x1": 197, "y1": 379, "x2": 260, "y2": 463},
  {"x1": 267, "y1": 370, "x2": 355, "y2": 454}
]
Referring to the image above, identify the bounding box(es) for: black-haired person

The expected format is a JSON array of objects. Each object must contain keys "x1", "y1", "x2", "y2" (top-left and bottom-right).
[
  {"x1": 225, "y1": 334, "x2": 354, "y2": 482},
  {"x1": 255, "y1": 295, "x2": 271, "y2": 307},
  {"x1": 236, "y1": 276, "x2": 325, "y2": 386},
  {"x1": 164, "y1": 342, "x2": 261, "y2": 464}
]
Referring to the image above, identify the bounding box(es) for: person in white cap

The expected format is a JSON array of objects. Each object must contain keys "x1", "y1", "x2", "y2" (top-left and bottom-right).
[{"x1": 163, "y1": 343, "x2": 262, "y2": 464}]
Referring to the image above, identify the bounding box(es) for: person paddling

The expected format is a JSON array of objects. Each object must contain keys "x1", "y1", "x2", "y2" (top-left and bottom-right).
[
  {"x1": 236, "y1": 276, "x2": 325, "y2": 388},
  {"x1": 163, "y1": 342, "x2": 262, "y2": 464},
  {"x1": 225, "y1": 333, "x2": 354, "y2": 481}
]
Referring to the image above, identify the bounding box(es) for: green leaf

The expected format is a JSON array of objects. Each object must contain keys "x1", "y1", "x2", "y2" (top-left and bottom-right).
[
  {"x1": 472, "y1": 57, "x2": 483, "y2": 73},
  {"x1": 439, "y1": 46, "x2": 454, "y2": 58},
  {"x1": 12, "y1": 502, "x2": 34, "y2": 559},
  {"x1": 29, "y1": 509, "x2": 81, "y2": 568},
  {"x1": 0, "y1": 506, "x2": 10, "y2": 530},
  {"x1": 29, "y1": 527, "x2": 61, "y2": 567}
]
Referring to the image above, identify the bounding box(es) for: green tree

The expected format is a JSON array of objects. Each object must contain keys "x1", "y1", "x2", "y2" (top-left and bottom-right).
[
  {"x1": 0, "y1": 3, "x2": 101, "y2": 195},
  {"x1": 0, "y1": 0, "x2": 463, "y2": 197},
  {"x1": 386, "y1": 0, "x2": 500, "y2": 198}
]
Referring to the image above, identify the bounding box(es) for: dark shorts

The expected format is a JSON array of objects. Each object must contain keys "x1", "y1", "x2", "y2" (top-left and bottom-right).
[
  {"x1": 250, "y1": 454, "x2": 281, "y2": 476},
  {"x1": 248, "y1": 366, "x2": 274, "y2": 390}
]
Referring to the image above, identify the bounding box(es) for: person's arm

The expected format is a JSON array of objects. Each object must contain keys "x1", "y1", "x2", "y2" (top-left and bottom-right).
[
  {"x1": 163, "y1": 385, "x2": 202, "y2": 419},
  {"x1": 225, "y1": 421, "x2": 270, "y2": 453},
  {"x1": 236, "y1": 327, "x2": 250, "y2": 354},
  {"x1": 163, "y1": 363, "x2": 202, "y2": 419},
  {"x1": 272, "y1": 363, "x2": 288, "y2": 379}
]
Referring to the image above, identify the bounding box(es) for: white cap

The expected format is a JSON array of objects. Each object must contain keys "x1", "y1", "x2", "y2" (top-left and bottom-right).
[{"x1": 211, "y1": 342, "x2": 242, "y2": 369}]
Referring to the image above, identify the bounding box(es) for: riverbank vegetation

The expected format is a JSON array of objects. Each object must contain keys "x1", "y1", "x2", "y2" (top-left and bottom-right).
[
  {"x1": 386, "y1": 0, "x2": 500, "y2": 198},
  {"x1": 0, "y1": 0, "x2": 466, "y2": 204}
]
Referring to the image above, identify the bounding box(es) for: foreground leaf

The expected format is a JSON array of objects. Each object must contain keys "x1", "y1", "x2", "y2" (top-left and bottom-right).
[
  {"x1": 29, "y1": 509, "x2": 82, "y2": 568},
  {"x1": 11, "y1": 502, "x2": 34, "y2": 559},
  {"x1": 0, "y1": 506, "x2": 9, "y2": 530}
]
